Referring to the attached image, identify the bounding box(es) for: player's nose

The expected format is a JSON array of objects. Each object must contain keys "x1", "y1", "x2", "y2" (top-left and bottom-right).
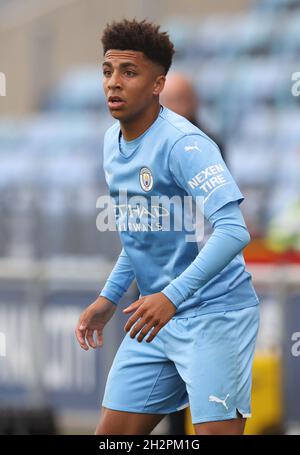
[{"x1": 107, "y1": 71, "x2": 122, "y2": 90}]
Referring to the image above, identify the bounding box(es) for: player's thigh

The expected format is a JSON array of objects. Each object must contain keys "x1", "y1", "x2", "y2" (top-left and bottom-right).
[
  {"x1": 95, "y1": 406, "x2": 166, "y2": 435},
  {"x1": 194, "y1": 413, "x2": 247, "y2": 435}
]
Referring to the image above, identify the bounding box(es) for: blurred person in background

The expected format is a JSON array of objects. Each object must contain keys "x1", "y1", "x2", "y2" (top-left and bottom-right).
[
  {"x1": 160, "y1": 72, "x2": 226, "y2": 162},
  {"x1": 266, "y1": 144, "x2": 300, "y2": 255}
]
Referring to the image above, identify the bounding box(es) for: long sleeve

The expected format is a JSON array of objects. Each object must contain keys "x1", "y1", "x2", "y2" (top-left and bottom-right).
[
  {"x1": 99, "y1": 248, "x2": 136, "y2": 305},
  {"x1": 161, "y1": 201, "x2": 250, "y2": 308}
]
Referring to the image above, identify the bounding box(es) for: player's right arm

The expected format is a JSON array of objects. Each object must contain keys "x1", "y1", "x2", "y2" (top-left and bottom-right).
[
  {"x1": 75, "y1": 128, "x2": 137, "y2": 350},
  {"x1": 75, "y1": 248, "x2": 136, "y2": 350},
  {"x1": 99, "y1": 247, "x2": 136, "y2": 304}
]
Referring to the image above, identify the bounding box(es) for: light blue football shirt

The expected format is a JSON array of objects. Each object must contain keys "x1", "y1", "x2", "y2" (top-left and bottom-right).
[{"x1": 100, "y1": 106, "x2": 259, "y2": 317}]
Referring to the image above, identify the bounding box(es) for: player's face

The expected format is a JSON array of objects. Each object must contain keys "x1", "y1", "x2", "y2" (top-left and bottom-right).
[{"x1": 102, "y1": 50, "x2": 165, "y2": 122}]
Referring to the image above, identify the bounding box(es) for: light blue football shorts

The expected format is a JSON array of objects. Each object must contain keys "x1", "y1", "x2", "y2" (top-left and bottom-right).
[{"x1": 102, "y1": 304, "x2": 260, "y2": 424}]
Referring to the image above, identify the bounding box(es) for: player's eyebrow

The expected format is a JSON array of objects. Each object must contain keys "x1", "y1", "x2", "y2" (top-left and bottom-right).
[{"x1": 102, "y1": 61, "x2": 139, "y2": 69}]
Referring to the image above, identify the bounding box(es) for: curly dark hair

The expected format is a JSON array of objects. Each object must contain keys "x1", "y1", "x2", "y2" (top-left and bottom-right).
[{"x1": 101, "y1": 18, "x2": 175, "y2": 74}]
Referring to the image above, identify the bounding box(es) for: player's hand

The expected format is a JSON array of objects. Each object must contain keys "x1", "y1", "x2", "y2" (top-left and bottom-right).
[
  {"x1": 75, "y1": 297, "x2": 116, "y2": 351},
  {"x1": 123, "y1": 292, "x2": 176, "y2": 343}
]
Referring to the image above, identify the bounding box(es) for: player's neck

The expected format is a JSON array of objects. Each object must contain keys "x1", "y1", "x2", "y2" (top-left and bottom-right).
[{"x1": 120, "y1": 102, "x2": 161, "y2": 141}]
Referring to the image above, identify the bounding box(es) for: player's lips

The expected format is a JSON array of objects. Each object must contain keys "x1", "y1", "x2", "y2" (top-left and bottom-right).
[{"x1": 107, "y1": 96, "x2": 126, "y2": 109}]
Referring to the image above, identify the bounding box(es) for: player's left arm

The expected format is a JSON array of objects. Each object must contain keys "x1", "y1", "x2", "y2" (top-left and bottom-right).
[
  {"x1": 123, "y1": 134, "x2": 250, "y2": 342},
  {"x1": 160, "y1": 200, "x2": 250, "y2": 306}
]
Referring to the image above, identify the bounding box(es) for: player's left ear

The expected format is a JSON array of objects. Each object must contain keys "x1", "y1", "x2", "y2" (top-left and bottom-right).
[{"x1": 153, "y1": 74, "x2": 166, "y2": 96}]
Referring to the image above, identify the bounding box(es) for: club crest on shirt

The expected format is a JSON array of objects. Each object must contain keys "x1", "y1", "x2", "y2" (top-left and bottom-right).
[{"x1": 139, "y1": 167, "x2": 153, "y2": 192}]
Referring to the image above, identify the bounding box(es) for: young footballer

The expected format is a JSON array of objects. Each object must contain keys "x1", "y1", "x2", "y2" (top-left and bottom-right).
[{"x1": 75, "y1": 19, "x2": 260, "y2": 435}]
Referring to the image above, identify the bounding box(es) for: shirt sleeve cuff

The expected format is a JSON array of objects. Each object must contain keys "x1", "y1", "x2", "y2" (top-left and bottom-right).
[
  {"x1": 161, "y1": 283, "x2": 186, "y2": 308},
  {"x1": 99, "y1": 282, "x2": 124, "y2": 306}
]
